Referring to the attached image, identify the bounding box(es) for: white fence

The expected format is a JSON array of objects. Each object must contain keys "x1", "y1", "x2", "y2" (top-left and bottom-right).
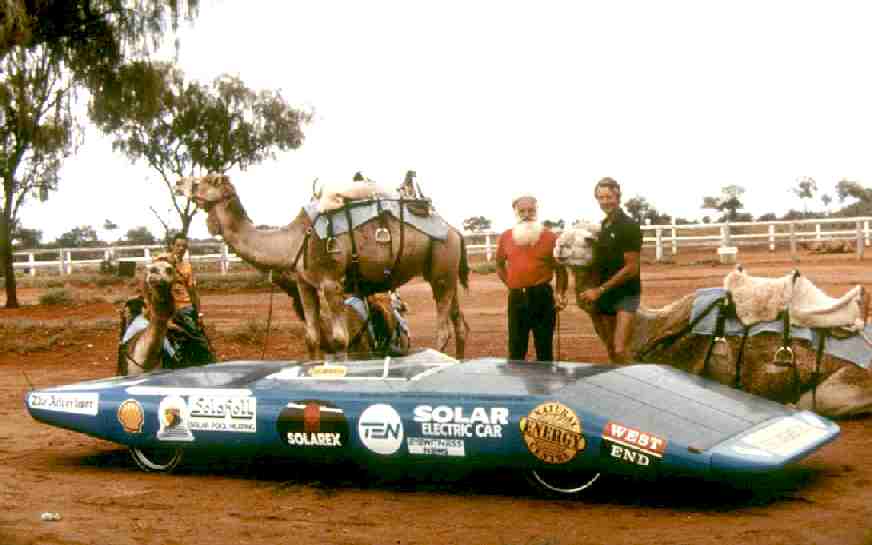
[{"x1": 10, "y1": 216, "x2": 872, "y2": 275}]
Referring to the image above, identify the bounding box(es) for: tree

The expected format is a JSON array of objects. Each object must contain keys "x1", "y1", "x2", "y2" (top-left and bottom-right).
[
  {"x1": 701, "y1": 185, "x2": 746, "y2": 222},
  {"x1": 543, "y1": 219, "x2": 565, "y2": 231},
  {"x1": 1, "y1": 45, "x2": 77, "y2": 308},
  {"x1": 1, "y1": 1, "x2": 199, "y2": 100},
  {"x1": 92, "y1": 63, "x2": 312, "y2": 234},
  {"x1": 792, "y1": 176, "x2": 817, "y2": 216},
  {"x1": 835, "y1": 179, "x2": 872, "y2": 204},
  {"x1": 625, "y1": 195, "x2": 671, "y2": 225},
  {"x1": 463, "y1": 216, "x2": 492, "y2": 233},
  {"x1": 124, "y1": 226, "x2": 157, "y2": 245},
  {"x1": 55, "y1": 225, "x2": 98, "y2": 248},
  {"x1": 821, "y1": 193, "x2": 832, "y2": 215},
  {"x1": 103, "y1": 219, "x2": 119, "y2": 231},
  {"x1": 12, "y1": 227, "x2": 42, "y2": 249}
]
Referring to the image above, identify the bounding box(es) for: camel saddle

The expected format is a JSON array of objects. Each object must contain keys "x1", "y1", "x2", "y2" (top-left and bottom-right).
[
  {"x1": 303, "y1": 199, "x2": 451, "y2": 241},
  {"x1": 690, "y1": 287, "x2": 872, "y2": 369},
  {"x1": 724, "y1": 266, "x2": 868, "y2": 332}
]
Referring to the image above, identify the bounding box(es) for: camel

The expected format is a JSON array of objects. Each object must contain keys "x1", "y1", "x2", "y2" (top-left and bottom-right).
[
  {"x1": 176, "y1": 174, "x2": 469, "y2": 358},
  {"x1": 117, "y1": 258, "x2": 177, "y2": 376},
  {"x1": 555, "y1": 224, "x2": 872, "y2": 418}
]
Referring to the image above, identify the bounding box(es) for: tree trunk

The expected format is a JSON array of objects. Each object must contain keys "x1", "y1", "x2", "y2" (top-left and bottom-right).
[{"x1": 0, "y1": 214, "x2": 19, "y2": 309}]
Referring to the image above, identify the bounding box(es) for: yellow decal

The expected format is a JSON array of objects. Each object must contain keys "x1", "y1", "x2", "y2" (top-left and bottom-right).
[
  {"x1": 117, "y1": 399, "x2": 144, "y2": 434},
  {"x1": 309, "y1": 365, "x2": 348, "y2": 378},
  {"x1": 519, "y1": 401, "x2": 585, "y2": 464}
]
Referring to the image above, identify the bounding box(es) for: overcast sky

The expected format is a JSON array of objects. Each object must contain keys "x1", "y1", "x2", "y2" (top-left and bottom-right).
[{"x1": 20, "y1": 0, "x2": 872, "y2": 242}]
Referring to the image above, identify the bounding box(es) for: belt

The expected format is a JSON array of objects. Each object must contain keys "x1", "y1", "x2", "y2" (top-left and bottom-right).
[{"x1": 510, "y1": 283, "x2": 551, "y2": 295}]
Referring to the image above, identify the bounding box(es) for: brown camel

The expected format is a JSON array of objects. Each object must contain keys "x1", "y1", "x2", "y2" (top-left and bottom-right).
[
  {"x1": 555, "y1": 226, "x2": 872, "y2": 418},
  {"x1": 177, "y1": 174, "x2": 468, "y2": 358},
  {"x1": 117, "y1": 258, "x2": 177, "y2": 376}
]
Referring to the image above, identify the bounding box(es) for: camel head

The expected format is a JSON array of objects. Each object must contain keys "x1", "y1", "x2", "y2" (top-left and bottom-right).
[
  {"x1": 141, "y1": 257, "x2": 176, "y2": 313},
  {"x1": 175, "y1": 173, "x2": 236, "y2": 212},
  {"x1": 553, "y1": 221, "x2": 599, "y2": 269}
]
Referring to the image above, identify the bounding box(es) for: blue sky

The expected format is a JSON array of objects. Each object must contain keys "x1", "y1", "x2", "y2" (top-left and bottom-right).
[{"x1": 21, "y1": 0, "x2": 872, "y2": 241}]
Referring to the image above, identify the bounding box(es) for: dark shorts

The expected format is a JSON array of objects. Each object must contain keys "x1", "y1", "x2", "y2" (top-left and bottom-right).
[{"x1": 596, "y1": 294, "x2": 641, "y2": 316}]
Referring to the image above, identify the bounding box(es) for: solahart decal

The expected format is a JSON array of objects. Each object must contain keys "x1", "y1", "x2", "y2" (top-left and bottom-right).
[
  {"x1": 519, "y1": 401, "x2": 585, "y2": 464},
  {"x1": 117, "y1": 399, "x2": 144, "y2": 434},
  {"x1": 601, "y1": 421, "x2": 667, "y2": 468},
  {"x1": 156, "y1": 395, "x2": 194, "y2": 442},
  {"x1": 358, "y1": 404, "x2": 403, "y2": 455},
  {"x1": 407, "y1": 437, "x2": 465, "y2": 457},
  {"x1": 413, "y1": 405, "x2": 508, "y2": 438},
  {"x1": 187, "y1": 395, "x2": 257, "y2": 433},
  {"x1": 277, "y1": 400, "x2": 349, "y2": 448},
  {"x1": 28, "y1": 392, "x2": 99, "y2": 416}
]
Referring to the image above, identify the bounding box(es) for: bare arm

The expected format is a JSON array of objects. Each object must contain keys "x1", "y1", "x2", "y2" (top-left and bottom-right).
[{"x1": 579, "y1": 250, "x2": 640, "y2": 303}]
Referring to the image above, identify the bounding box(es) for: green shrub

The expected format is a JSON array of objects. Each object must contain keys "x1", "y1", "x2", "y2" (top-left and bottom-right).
[
  {"x1": 39, "y1": 288, "x2": 74, "y2": 306},
  {"x1": 470, "y1": 261, "x2": 497, "y2": 274}
]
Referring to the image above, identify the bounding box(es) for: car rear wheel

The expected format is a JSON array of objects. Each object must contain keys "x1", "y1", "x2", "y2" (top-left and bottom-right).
[
  {"x1": 129, "y1": 446, "x2": 184, "y2": 473},
  {"x1": 526, "y1": 468, "x2": 601, "y2": 497}
]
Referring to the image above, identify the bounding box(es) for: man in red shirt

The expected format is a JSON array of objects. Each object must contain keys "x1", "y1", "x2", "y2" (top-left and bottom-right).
[{"x1": 496, "y1": 194, "x2": 568, "y2": 361}]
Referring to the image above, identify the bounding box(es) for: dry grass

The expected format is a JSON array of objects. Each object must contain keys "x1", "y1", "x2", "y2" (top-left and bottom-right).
[{"x1": 0, "y1": 318, "x2": 116, "y2": 354}]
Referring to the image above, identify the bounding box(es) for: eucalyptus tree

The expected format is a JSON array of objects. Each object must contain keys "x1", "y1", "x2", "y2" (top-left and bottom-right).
[
  {"x1": 701, "y1": 185, "x2": 746, "y2": 222},
  {"x1": 0, "y1": 45, "x2": 78, "y2": 308},
  {"x1": 92, "y1": 62, "x2": 312, "y2": 234}
]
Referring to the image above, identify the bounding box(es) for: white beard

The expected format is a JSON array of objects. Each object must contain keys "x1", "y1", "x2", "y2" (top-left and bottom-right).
[{"x1": 512, "y1": 220, "x2": 544, "y2": 246}]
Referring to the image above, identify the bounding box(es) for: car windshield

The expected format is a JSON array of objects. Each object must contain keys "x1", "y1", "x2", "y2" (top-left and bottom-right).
[{"x1": 269, "y1": 348, "x2": 458, "y2": 381}]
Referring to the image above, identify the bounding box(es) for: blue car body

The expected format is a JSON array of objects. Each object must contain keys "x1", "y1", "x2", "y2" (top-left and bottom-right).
[{"x1": 25, "y1": 349, "x2": 839, "y2": 488}]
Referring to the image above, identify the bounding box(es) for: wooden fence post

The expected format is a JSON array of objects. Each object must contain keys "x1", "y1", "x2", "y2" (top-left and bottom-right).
[
  {"x1": 655, "y1": 228, "x2": 663, "y2": 262},
  {"x1": 28, "y1": 252, "x2": 36, "y2": 277},
  {"x1": 857, "y1": 221, "x2": 865, "y2": 260},
  {"x1": 789, "y1": 222, "x2": 797, "y2": 256},
  {"x1": 768, "y1": 224, "x2": 775, "y2": 251},
  {"x1": 485, "y1": 233, "x2": 493, "y2": 262},
  {"x1": 671, "y1": 221, "x2": 678, "y2": 255},
  {"x1": 221, "y1": 243, "x2": 229, "y2": 274}
]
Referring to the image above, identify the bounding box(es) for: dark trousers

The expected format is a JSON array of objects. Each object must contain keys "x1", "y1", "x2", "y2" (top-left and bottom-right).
[{"x1": 507, "y1": 283, "x2": 556, "y2": 362}]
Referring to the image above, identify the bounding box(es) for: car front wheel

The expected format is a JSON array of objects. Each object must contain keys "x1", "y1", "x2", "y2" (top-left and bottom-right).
[
  {"x1": 129, "y1": 446, "x2": 184, "y2": 473},
  {"x1": 526, "y1": 468, "x2": 601, "y2": 497}
]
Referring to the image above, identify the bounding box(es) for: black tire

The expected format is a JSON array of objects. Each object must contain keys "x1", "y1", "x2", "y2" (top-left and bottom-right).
[
  {"x1": 526, "y1": 468, "x2": 601, "y2": 497},
  {"x1": 129, "y1": 446, "x2": 184, "y2": 473}
]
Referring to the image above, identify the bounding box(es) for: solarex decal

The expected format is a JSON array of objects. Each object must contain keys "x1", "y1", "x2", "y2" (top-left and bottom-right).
[
  {"x1": 519, "y1": 401, "x2": 585, "y2": 464},
  {"x1": 117, "y1": 399, "x2": 144, "y2": 433},
  {"x1": 28, "y1": 392, "x2": 99, "y2": 416},
  {"x1": 358, "y1": 404, "x2": 403, "y2": 455},
  {"x1": 187, "y1": 395, "x2": 257, "y2": 433},
  {"x1": 156, "y1": 395, "x2": 194, "y2": 442},
  {"x1": 601, "y1": 421, "x2": 667, "y2": 468},
  {"x1": 277, "y1": 400, "x2": 349, "y2": 448},
  {"x1": 413, "y1": 405, "x2": 508, "y2": 438}
]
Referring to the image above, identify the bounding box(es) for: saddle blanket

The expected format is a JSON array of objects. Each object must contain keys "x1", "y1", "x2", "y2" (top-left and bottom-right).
[
  {"x1": 690, "y1": 288, "x2": 872, "y2": 369},
  {"x1": 303, "y1": 200, "x2": 451, "y2": 241},
  {"x1": 121, "y1": 315, "x2": 175, "y2": 357}
]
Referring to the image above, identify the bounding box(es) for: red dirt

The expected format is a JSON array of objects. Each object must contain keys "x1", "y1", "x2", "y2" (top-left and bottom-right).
[{"x1": 2, "y1": 251, "x2": 872, "y2": 545}]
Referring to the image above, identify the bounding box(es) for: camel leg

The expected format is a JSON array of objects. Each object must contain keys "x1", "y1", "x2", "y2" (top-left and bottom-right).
[
  {"x1": 429, "y1": 276, "x2": 457, "y2": 356},
  {"x1": 797, "y1": 365, "x2": 872, "y2": 418},
  {"x1": 320, "y1": 280, "x2": 349, "y2": 357},
  {"x1": 450, "y1": 293, "x2": 469, "y2": 359},
  {"x1": 296, "y1": 282, "x2": 322, "y2": 359}
]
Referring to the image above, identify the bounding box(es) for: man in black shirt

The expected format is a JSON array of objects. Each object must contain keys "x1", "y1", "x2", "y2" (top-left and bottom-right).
[{"x1": 579, "y1": 177, "x2": 642, "y2": 363}]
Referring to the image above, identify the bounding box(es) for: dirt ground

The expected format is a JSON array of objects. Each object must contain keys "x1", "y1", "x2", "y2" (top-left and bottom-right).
[{"x1": 2, "y1": 249, "x2": 872, "y2": 545}]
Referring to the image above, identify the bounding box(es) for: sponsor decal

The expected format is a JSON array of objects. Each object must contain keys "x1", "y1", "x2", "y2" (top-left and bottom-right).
[
  {"x1": 187, "y1": 395, "x2": 257, "y2": 433},
  {"x1": 413, "y1": 405, "x2": 508, "y2": 439},
  {"x1": 601, "y1": 421, "x2": 667, "y2": 468},
  {"x1": 358, "y1": 404, "x2": 403, "y2": 455},
  {"x1": 519, "y1": 401, "x2": 585, "y2": 464},
  {"x1": 28, "y1": 392, "x2": 99, "y2": 416},
  {"x1": 741, "y1": 417, "x2": 829, "y2": 457},
  {"x1": 156, "y1": 395, "x2": 194, "y2": 442},
  {"x1": 277, "y1": 400, "x2": 349, "y2": 449},
  {"x1": 117, "y1": 399, "x2": 144, "y2": 433},
  {"x1": 731, "y1": 445, "x2": 774, "y2": 458},
  {"x1": 407, "y1": 437, "x2": 465, "y2": 457},
  {"x1": 309, "y1": 365, "x2": 348, "y2": 379}
]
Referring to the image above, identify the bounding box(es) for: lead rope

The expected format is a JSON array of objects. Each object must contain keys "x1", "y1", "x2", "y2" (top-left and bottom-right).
[{"x1": 261, "y1": 270, "x2": 276, "y2": 360}]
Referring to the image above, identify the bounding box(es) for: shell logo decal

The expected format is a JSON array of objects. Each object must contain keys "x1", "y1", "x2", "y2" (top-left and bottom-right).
[
  {"x1": 117, "y1": 399, "x2": 144, "y2": 434},
  {"x1": 519, "y1": 401, "x2": 585, "y2": 464}
]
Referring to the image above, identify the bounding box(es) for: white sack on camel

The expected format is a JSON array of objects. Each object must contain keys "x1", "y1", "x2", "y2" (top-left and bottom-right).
[
  {"x1": 723, "y1": 267, "x2": 795, "y2": 325},
  {"x1": 317, "y1": 180, "x2": 396, "y2": 213},
  {"x1": 789, "y1": 276, "x2": 867, "y2": 331}
]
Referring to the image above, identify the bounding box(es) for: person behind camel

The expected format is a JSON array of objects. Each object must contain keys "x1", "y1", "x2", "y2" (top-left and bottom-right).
[
  {"x1": 163, "y1": 233, "x2": 214, "y2": 365},
  {"x1": 579, "y1": 177, "x2": 643, "y2": 364},
  {"x1": 496, "y1": 194, "x2": 568, "y2": 362}
]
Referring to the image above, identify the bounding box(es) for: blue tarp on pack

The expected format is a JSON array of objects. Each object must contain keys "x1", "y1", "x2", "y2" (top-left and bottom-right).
[
  {"x1": 690, "y1": 287, "x2": 872, "y2": 369},
  {"x1": 303, "y1": 200, "x2": 451, "y2": 241}
]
